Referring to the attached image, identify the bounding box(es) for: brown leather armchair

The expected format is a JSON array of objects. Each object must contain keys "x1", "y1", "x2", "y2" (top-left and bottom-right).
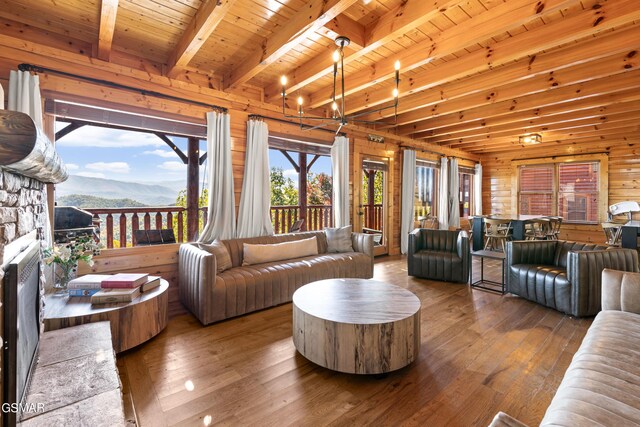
[
  {"x1": 506, "y1": 240, "x2": 639, "y2": 317},
  {"x1": 408, "y1": 229, "x2": 470, "y2": 283}
]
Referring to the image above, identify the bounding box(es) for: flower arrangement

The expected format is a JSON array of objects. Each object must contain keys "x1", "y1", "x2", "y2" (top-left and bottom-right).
[{"x1": 43, "y1": 235, "x2": 100, "y2": 294}]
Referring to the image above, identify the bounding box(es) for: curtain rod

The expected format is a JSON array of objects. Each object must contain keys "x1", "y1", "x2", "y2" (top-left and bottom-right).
[
  {"x1": 249, "y1": 114, "x2": 346, "y2": 137},
  {"x1": 18, "y1": 63, "x2": 228, "y2": 113},
  {"x1": 399, "y1": 144, "x2": 478, "y2": 163}
]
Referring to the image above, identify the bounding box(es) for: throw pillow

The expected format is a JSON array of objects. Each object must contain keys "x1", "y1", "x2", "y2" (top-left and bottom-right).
[
  {"x1": 196, "y1": 240, "x2": 232, "y2": 273},
  {"x1": 242, "y1": 236, "x2": 319, "y2": 266},
  {"x1": 325, "y1": 225, "x2": 353, "y2": 253}
]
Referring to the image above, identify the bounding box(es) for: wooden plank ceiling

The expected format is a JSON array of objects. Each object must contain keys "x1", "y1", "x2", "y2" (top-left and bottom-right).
[{"x1": 1, "y1": 0, "x2": 639, "y2": 153}]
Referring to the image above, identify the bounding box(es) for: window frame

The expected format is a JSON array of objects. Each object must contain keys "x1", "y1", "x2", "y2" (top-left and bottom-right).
[
  {"x1": 511, "y1": 154, "x2": 608, "y2": 225},
  {"x1": 414, "y1": 159, "x2": 440, "y2": 220}
]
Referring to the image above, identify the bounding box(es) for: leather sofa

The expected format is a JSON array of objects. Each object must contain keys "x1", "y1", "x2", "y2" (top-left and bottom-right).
[
  {"x1": 490, "y1": 268, "x2": 640, "y2": 427},
  {"x1": 407, "y1": 229, "x2": 470, "y2": 283},
  {"x1": 179, "y1": 231, "x2": 374, "y2": 325},
  {"x1": 505, "y1": 240, "x2": 638, "y2": 317}
]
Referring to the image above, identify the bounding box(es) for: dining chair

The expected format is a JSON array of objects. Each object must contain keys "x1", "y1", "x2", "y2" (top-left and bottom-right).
[
  {"x1": 547, "y1": 216, "x2": 563, "y2": 240},
  {"x1": 484, "y1": 218, "x2": 512, "y2": 252},
  {"x1": 418, "y1": 215, "x2": 439, "y2": 229},
  {"x1": 602, "y1": 222, "x2": 622, "y2": 247}
]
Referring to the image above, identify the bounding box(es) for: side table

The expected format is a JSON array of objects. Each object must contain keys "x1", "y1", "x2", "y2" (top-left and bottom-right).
[
  {"x1": 470, "y1": 250, "x2": 506, "y2": 294},
  {"x1": 44, "y1": 279, "x2": 169, "y2": 353}
]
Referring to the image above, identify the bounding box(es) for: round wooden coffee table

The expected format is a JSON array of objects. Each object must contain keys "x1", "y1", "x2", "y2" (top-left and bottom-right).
[{"x1": 292, "y1": 278, "x2": 421, "y2": 374}]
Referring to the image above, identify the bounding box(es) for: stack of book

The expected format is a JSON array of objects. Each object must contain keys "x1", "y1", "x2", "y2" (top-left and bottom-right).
[{"x1": 67, "y1": 273, "x2": 161, "y2": 304}]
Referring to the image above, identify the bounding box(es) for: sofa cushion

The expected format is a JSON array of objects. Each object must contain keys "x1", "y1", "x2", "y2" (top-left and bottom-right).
[
  {"x1": 221, "y1": 231, "x2": 329, "y2": 267},
  {"x1": 213, "y1": 252, "x2": 373, "y2": 319},
  {"x1": 325, "y1": 225, "x2": 353, "y2": 253},
  {"x1": 508, "y1": 264, "x2": 571, "y2": 314},
  {"x1": 554, "y1": 241, "x2": 607, "y2": 268},
  {"x1": 541, "y1": 310, "x2": 640, "y2": 426},
  {"x1": 242, "y1": 237, "x2": 318, "y2": 266},
  {"x1": 195, "y1": 240, "x2": 232, "y2": 273}
]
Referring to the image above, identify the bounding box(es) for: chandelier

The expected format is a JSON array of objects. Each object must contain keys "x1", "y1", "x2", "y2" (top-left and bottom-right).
[{"x1": 280, "y1": 36, "x2": 401, "y2": 133}]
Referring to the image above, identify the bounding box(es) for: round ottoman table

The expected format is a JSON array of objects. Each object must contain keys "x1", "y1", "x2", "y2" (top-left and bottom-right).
[{"x1": 292, "y1": 278, "x2": 421, "y2": 374}]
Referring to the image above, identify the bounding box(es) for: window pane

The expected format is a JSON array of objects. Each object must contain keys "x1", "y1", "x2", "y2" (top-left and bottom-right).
[
  {"x1": 414, "y1": 165, "x2": 438, "y2": 218},
  {"x1": 519, "y1": 165, "x2": 553, "y2": 215},
  {"x1": 558, "y1": 162, "x2": 599, "y2": 223},
  {"x1": 459, "y1": 173, "x2": 473, "y2": 218}
]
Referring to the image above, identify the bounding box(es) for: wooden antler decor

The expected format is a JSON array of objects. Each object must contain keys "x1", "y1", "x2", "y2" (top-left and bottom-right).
[{"x1": 0, "y1": 110, "x2": 68, "y2": 183}]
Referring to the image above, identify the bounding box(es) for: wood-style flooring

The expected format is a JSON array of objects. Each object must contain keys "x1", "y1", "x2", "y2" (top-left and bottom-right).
[{"x1": 118, "y1": 255, "x2": 592, "y2": 427}]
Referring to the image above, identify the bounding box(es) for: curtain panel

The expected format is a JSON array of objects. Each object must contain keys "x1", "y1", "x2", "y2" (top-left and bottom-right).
[
  {"x1": 331, "y1": 136, "x2": 350, "y2": 227},
  {"x1": 0, "y1": 82, "x2": 4, "y2": 110},
  {"x1": 474, "y1": 163, "x2": 483, "y2": 216},
  {"x1": 401, "y1": 150, "x2": 416, "y2": 254},
  {"x1": 438, "y1": 156, "x2": 449, "y2": 230},
  {"x1": 198, "y1": 111, "x2": 236, "y2": 242},
  {"x1": 236, "y1": 119, "x2": 274, "y2": 238},
  {"x1": 448, "y1": 158, "x2": 460, "y2": 228}
]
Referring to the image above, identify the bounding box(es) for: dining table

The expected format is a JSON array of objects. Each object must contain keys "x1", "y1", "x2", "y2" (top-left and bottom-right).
[{"x1": 470, "y1": 215, "x2": 549, "y2": 252}]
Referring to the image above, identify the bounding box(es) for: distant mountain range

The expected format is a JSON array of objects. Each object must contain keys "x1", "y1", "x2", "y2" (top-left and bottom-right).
[
  {"x1": 57, "y1": 194, "x2": 148, "y2": 209},
  {"x1": 56, "y1": 175, "x2": 185, "y2": 206}
]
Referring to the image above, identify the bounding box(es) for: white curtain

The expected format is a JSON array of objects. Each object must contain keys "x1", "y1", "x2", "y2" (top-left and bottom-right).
[
  {"x1": 438, "y1": 156, "x2": 449, "y2": 230},
  {"x1": 236, "y1": 119, "x2": 274, "y2": 238},
  {"x1": 401, "y1": 150, "x2": 416, "y2": 254},
  {"x1": 198, "y1": 111, "x2": 236, "y2": 242},
  {"x1": 0, "y1": 82, "x2": 4, "y2": 110},
  {"x1": 8, "y1": 70, "x2": 43, "y2": 129},
  {"x1": 331, "y1": 135, "x2": 350, "y2": 227},
  {"x1": 474, "y1": 163, "x2": 483, "y2": 216},
  {"x1": 448, "y1": 158, "x2": 460, "y2": 228}
]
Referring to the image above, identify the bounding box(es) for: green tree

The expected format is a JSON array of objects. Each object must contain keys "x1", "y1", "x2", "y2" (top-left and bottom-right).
[
  {"x1": 270, "y1": 167, "x2": 298, "y2": 206},
  {"x1": 307, "y1": 172, "x2": 332, "y2": 205},
  {"x1": 362, "y1": 170, "x2": 384, "y2": 204}
]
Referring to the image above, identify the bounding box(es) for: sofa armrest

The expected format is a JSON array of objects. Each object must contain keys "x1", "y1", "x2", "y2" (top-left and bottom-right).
[
  {"x1": 601, "y1": 269, "x2": 640, "y2": 314},
  {"x1": 178, "y1": 243, "x2": 217, "y2": 325},
  {"x1": 567, "y1": 248, "x2": 639, "y2": 317},
  {"x1": 352, "y1": 232, "x2": 374, "y2": 258},
  {"x1": 408, "y1": 228, "x2": 422, "y2": 255},
  {"x1": 488, "y1": 412, "x2": 529, "y2": 427},
  {"x1": 457, "y1": 231, "x2": 470, "y2": 283}
]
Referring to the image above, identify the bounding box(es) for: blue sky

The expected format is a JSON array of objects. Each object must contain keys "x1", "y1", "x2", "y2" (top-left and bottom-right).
[{"x1": 54, "y1": 122, "x2": 332, "y2": 186}]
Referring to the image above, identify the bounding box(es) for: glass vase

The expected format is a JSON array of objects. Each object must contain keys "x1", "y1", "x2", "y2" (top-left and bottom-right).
[{"x1": 54, "y1": 262, "x2": 77, "y2": 296}]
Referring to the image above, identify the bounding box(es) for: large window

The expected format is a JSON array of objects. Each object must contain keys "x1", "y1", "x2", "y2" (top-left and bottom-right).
[
  {"x1": 459, "y1": 168, "x2": 475, "y2": 218},
  {"x1": 518, "y1": 161, "x2": 600, "y2": 223},
  {"x1": 414, "y1": 161, "x2": 439, "y2": 219}
]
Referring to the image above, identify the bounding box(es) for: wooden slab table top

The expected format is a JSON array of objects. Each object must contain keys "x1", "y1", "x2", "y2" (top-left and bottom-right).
[
  {"x1": 44, "y1": 280, "x2": 169, "y2": 353},
  {"x1": 292, "y1": 278, "x2": 421, "y2": 375}
]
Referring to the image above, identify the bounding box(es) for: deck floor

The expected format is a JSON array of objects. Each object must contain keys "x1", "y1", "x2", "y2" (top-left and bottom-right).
[{"x1": 118, "y1": 255, "x2": 592, "y2": 427}]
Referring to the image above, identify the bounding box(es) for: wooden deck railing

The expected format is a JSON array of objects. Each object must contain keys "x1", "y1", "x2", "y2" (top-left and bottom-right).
[
  {"x1": 362, "y1": 204, "x2": 384, "y2": 231},
  {"x1": 86, "y1": 206, "x2": 208, "y2": 248},
  {"x1": 271, "y1": 205, "x2": 333, "y2": 234}
]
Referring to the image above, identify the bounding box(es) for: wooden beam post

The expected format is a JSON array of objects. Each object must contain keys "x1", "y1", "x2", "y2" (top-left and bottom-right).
[
  {"x1": 299, "y1": 153, "x2": 308, "y2": 231},
  {"x1": 97, "y1": 0, "x2": 119, "y2": 61},
  {"x1": 187, "y1": 137, "x2": 200, "y2": 241}
]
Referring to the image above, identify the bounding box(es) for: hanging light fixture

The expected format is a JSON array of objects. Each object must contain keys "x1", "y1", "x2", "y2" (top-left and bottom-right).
[
  {"x1": 280, "y1": 36, "x2": 400, "y2": 133},
  {"x1": 519, "y1": 134, "x2": 542, "y2": 145}
]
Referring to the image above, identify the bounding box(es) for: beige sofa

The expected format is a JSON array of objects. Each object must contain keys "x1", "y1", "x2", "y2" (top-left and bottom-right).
[
  {"x1": 179, "y1": 231, "x2": 374, "y2": 325},
  {"x1": 490, "y1": 268, "x2": 640, "y2": 426}
]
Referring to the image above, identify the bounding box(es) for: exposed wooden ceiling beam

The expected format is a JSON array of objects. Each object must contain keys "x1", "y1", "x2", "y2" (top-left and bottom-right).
[
  {"x1": 97, "y1": 0, "x2": 119, "y2": 61},
  {"x1": 167, "y1": 0, "x2": 237, "y2": 78},
  {"x1": 357, "y1": 24, "x2": 640, "y2": 124},
  {"x1": 427, "y1": 100, "x2": 640, "y2": 143},
  {"x1": 307, "y1": 0, "x2": 588, "y2": 109},
  {"x1": 323, "y1": 15, "x2": 365, "y2": 49},
  {"x1": 223, "y1": 0, "x2": 359, "y2": 90},
  {"x1": 390, "y1": 51, "x2": 638, "y2": 137},
  {"x1": 264, "y1": 0, "x2": 466, "y2": 101},
  {"x1": 472, "y1": 134, "x2": 638, "y2": 154}
]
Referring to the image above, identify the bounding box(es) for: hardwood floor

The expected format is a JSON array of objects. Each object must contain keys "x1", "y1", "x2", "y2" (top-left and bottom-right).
[{"x1": 118, "y1": 256, "x2": 592, "y2": 427}]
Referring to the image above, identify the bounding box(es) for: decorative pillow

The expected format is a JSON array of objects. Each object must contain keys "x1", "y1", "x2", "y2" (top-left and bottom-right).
[
  {"x1": 242, "y1": 236, "x2": 319, "y2": 266},
  {"x1": 196, "y1": 240, "x2": 232, "y2": 273},
  {"x1": 325, "y1": 225, "x2": 353, "y2": 253}
]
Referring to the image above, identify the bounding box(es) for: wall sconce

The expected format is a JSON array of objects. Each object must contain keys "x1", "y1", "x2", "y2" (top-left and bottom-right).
[{"x1": 519, "y1": 134, "x2": 542, "y2": 145}]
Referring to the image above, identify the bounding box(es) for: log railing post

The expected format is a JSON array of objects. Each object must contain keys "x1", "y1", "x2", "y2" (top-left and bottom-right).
[{"x1": 187, "y1": 137, "x2": 200, "y2": 242}]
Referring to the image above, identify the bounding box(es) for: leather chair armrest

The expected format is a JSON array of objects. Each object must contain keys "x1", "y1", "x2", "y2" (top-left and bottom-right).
[
  {"x1": 352, "y1": 232, "x2": 374, "y2": 258},
  {"x1": 567, "y1": 248, "x2": 639, "y2": 317},
  {"x1": 178, "y1": 243, "x2": 218, "y2": 325},
  {"x1": 457, "y1": 231, "x2": 470, "y2": 282},
  {"x1": 407, "y1": 229, "x2": 423, "y2": 276},
  {"x1": 601, "y1": 269, "x2": 640, "y2": 314},
  {"x1": 488, "y1": 412, "x2": 529, "y2": 427}
]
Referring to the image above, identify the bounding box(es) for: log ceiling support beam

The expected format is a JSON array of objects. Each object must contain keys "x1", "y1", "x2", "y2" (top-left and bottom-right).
[
  {"x1": 97, "y1": 0, "x2": 119, "y2": 61},
  {"x1": 321, "y1": 15, "x2": 365, "y2": 49},
  {"x1": 155, "y1": 133, "x2": 188, "y2": 164},
  {"x1": 265, "y1": 0, "x2": 465, "y2": 101},
  {"x1": 167, "y1": 0, "x2": 237, "y2": 78},
  {"x1": 55, "y1": 122, "x2": 85, "y2": 141},
  {"x1": 224, "y1": 0, "x2": 359, "y2": 90}
]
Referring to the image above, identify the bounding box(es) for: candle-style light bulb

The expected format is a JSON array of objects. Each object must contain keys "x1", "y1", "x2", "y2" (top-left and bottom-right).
[
  {"x1": 394, "y1": 60, "x2": 401, "y2": 71},
  {"x1": 297, "y1": 96, "x2": 304, "y2": 106},
  {"x1": 392, "y1": 88, "x2": 399, "y2": 98},
  {"x1": 280, "y1": 75, "x2": 287, "y2": 86},
  {"x1": 333, "y1": 50, "x2": 340, "y2": 63},
  {"x1": 332, "y1": 102, "x2": 338, "y2": 111}
]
